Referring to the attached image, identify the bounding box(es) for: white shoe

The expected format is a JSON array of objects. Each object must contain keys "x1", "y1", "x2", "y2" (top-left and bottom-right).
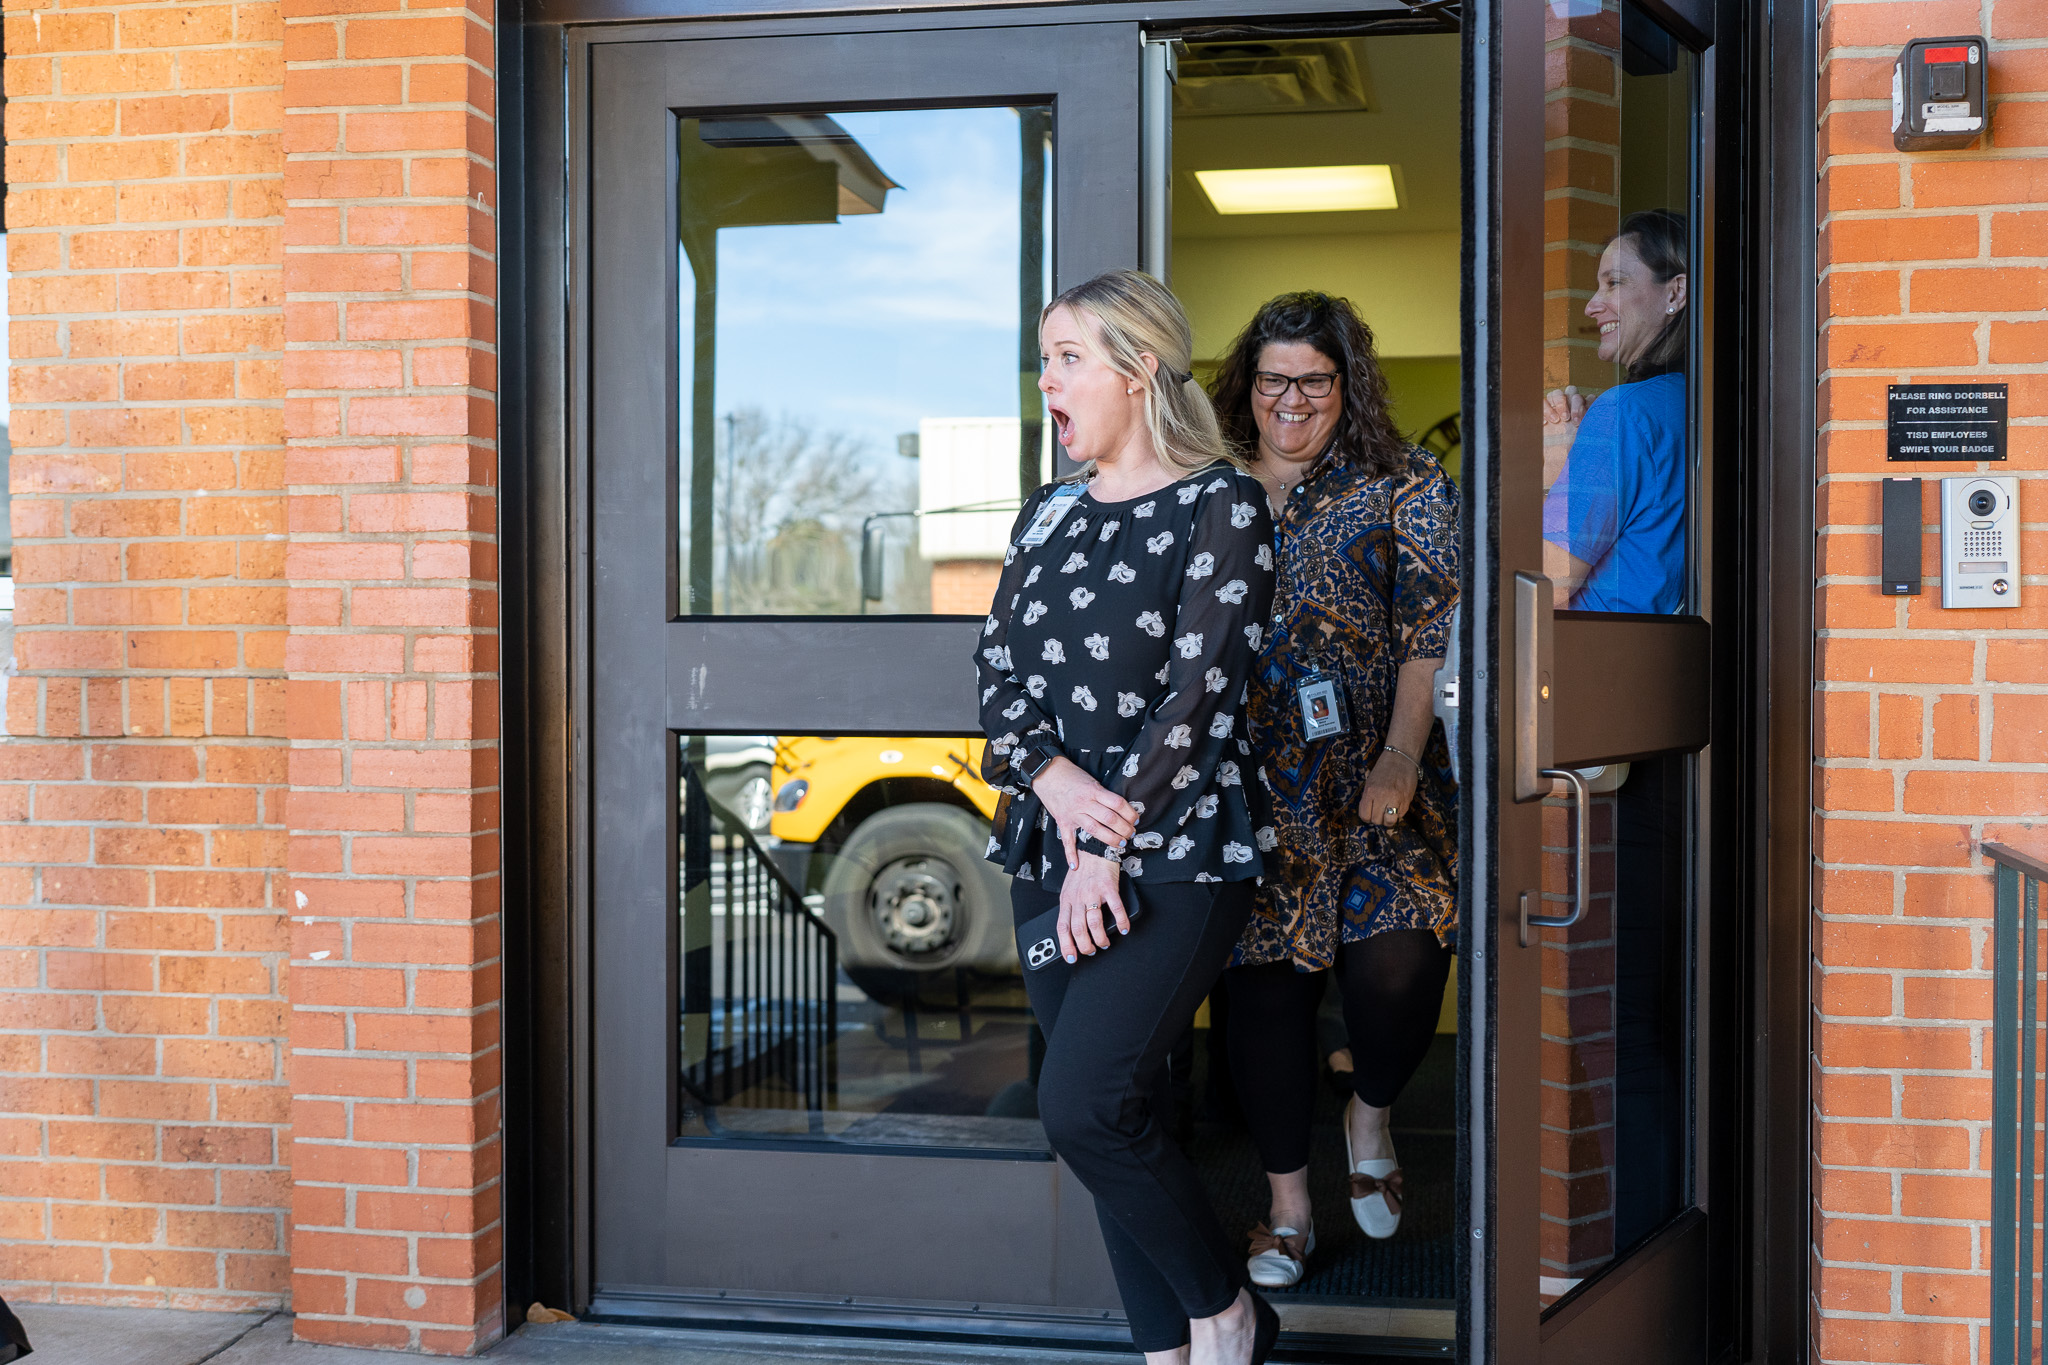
[
  {"x1": 1344, "y1": 1103, "x2": 1404, "y2": 1241},
  {"x1": 1246, "y1": 1220, "x2": 1314, "y2": 1288}
]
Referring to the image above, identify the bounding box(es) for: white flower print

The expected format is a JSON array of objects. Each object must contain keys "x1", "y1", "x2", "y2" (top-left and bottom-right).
[
  {"x1": 1071, "y1": 685, "x2": 1097, "y2": 711},
  {"x1": 1168, "y1": 834, "x2": 1195, "y2": 860},
  {"x1": 1098, "y1": 520, "x2": 1120, "y2": 541},
  {"x1": 1218, "y1": 760, "x2": 1242, "y2": 786},
  {"x1": 1123, "y1": 857, "x2": 1145, "y2": 877},
  {"x1": 1107, "y1": 561, "x2": 1136, "y2": 584},
  {"x1": 1117, "y1": 691, "x2": 1146, "y2": 718},
  {"x1": 982, "y1": 645, "x2": 1012, "y2": 671},
  {"x1": 1208, "y1": 712, "x2": 1234, "y2": 738},
  {"x1": 1205, "y1": 477, "x2": 1229, "y2": 493},
  {"x1": 1255, "y1": 542, "x2": 1274, "y2": 571},
  {"x1": 1174, "y1": 631, "x2": 1204, "y2": 659},
  {"x1": 1004, "y1": 546, "x2": 1018, "y2": 566},
  {"x1": 1195, "y1": 794, "x2": 1219, "y2": 819},
  {"x1": 1238, "y1": 739, "x2": 1251, "y2": 755},
  {"x1": 987, "y1": 834, "x2": 1002, "y2": 856},
  {"x1": 1222, "y1": 841, "x2": 1254, "y2": 864},
  {"x1": 1017, "y1": 862, "x2": 1034, "y2": 880},
  {"x1": 1025, "y1": 674, "x2": 1047, "y2": 698},
  {"x1": 985, "y1": 614, "x2": 1000, "y2": 635},
  {"x1": 1156, "y1": 662, "x2": 1172, "y2": 684},
  {"x1": 1185, "y1": 551, "x2": 1215, "y2": 580},
  {"x1": 1065, "y1": 515, "x2": 1090, "y2": 538},
  {"x1": 1165, "y1": 724, "x2": 1193, "y2": 749},
  {"x1": 1123, "y1": 753, "x2": 1141, "y2": 777},
  {"x1": 982, "y1": 683, "x2": 998, "y2": 703},
  {"x1": 1170, "y1": 765, "x2": 1200, "y2": 790},
  {"x1": 1024, "y1": 564, "x2": 1042, "y2": 587},
  {"x1": 1257, "y1": 765, "x2": 1270, "y2": 788},
  {"x1": 1042, "y1": 638, "x2": 1066, "y2": 664},
  {"x1": 1134, "y1": 500, "x2": 1157, "y2": 518},
  {"x1": 1133, "y1": 831, "x2": 1164, "y2": 850},
  {"x1": 1069, "y1": 587, "x2": 1096, "y2": 610},
  {"x1": 1244, "y1": 623, "x2": 1265, "y2": 650},
  {"x1": 1146, "y1": 532, "x2": 1175, "y2": 555},
  {"x1": 1061, "y1": 552, "x2": 1088, "y2": 574},
  {"x1": 1004, "y1": 698, "x2": 1029, "y2": 720},
  {"x1": 1022, "y1": 600, "x2": 1048, "y2": 625},
  {"x1": 1256, "y1": 825, "x2": 1279, "y2": 851},
  {"x1": 1204, "y1": 666, "x2": 1228, "y2": 694},
  {"x1": 1137, "y1": 610, "x2": 1166, "y2": 637},
  {"x1": 1230, "y1": 501, "x2": 1258, "y2": 529},
  {"x1": 1177, "y1": 483, "x2": 1201, "y2": 504},
  {"x1": 1214, "y1": 578, "x2": 1248, "y2": 604},
  {"x1": 1085, "y1": 633, "x2": 1111, "y2": 661},
  {"x1": 1128, "y1": 800, "x2": 1144, "y2": 815},
  {"x1": 1195, "y1": 872, "x2": 1220, "y2": 883}
]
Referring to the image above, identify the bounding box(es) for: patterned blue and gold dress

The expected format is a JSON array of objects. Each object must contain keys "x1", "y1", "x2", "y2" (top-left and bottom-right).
[{"x1": 1233, "y1": 444, "x2": 1461, "y2": 971}]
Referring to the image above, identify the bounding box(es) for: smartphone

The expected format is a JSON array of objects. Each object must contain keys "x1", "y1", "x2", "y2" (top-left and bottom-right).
[{"x1": 1019, "y1": 882, "x2": 1144, "y2": 970}]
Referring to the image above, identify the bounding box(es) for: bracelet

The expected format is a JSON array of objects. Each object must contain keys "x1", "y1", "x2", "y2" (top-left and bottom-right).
[{"x1": 1379, "y1": 744, "x2": 1421, "y2": 771}]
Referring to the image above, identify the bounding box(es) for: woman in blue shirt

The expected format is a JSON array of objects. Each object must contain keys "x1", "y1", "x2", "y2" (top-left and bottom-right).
[{"x1": 1542, "y1": 209, "x2": 1689, "y2": 614}]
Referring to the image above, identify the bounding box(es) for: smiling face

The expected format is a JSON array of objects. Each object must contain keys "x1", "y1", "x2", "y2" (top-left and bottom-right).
[
  {"x1": 1038, "y1": 304, "x2": 1152, "y2": 466},
  {"x1": 1250, "y1": 340, "x2": 1343, "y2": 467},
  {"x1": 1586, "y1": 235, "x2": 1687, "y2": 368}
]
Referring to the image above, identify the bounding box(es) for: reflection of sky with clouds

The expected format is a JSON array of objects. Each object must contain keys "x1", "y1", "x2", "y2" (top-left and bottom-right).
[{"x1": 683, "y1": 108, "x2": 1046, "y2": 472}]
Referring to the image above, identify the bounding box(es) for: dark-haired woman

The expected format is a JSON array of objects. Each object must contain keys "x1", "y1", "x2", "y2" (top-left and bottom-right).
[
  {"x1": 1212, "y1": 292, "x2": 1459, "y2": 1286},
  {"x1": 1542, "y1": 208, "x2": 1689, "y2": 613}
]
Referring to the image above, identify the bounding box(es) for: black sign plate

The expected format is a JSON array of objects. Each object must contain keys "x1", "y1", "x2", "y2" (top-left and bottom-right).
[{"x1": 1887, "y1": 383, "x2": 2007, "y2": 461}]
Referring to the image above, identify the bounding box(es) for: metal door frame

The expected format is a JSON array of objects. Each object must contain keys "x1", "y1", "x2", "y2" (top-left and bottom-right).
[{"x1": 500, "y1": 0, "x2": 1817, "y2": 1355}]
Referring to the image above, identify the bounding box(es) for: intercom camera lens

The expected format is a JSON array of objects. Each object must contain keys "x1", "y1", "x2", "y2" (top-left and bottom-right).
[{"x1": 1968, "y1": 489, "x2": 1998, "y2": 517}]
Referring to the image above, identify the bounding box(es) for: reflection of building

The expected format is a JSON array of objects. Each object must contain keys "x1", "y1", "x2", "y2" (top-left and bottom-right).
[{"x1": 915, "y1": 417, "x2": 1051, "y2": 614}]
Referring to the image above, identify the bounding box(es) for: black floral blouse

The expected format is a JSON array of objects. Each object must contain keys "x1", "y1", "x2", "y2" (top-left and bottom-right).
[
  {"x1": 1232, "y1": 445, "x2": 1461, "y2": 970},
  {"x1": 977, "y1": 467, "x2": 1278, "y2": 892}
]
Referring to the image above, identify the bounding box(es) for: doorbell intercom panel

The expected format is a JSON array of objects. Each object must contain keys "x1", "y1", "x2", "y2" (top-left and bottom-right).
[{"x1": 1940, "y1": 475, "x2": 2020, "y2": 609}]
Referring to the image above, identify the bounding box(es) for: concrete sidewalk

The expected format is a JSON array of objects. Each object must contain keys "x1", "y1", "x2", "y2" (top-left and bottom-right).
[{"x1": 14, "y1": 1303, "x2": 1139, "y2": 1364}]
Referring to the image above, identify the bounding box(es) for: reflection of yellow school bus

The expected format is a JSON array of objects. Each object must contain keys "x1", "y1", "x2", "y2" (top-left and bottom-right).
[{"x1": 770, "y1": 736, "x2": 1017, "y2": 999}]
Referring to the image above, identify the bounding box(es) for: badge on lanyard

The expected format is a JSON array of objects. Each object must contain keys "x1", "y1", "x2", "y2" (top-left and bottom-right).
[
  {"x1": 1297, "y1": 668, "x2": 1350, "y2": 741},
  {"x1": 1015, "y1": 484, "x2": 1086, "y2": 548}
]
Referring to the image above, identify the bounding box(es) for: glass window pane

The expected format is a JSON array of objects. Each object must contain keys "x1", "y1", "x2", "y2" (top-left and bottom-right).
[
  {"x1": 678, "y1": 107, "x2": 1053, "y2": 617},
  {"x1": 1533, "y1": 0, "x2": 1697, "y2": 1313}
]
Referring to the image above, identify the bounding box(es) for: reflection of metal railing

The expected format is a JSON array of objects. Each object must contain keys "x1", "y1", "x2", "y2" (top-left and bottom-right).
[
  {"x1": 1989, "y1": 841, "x2": 2048, "y2": 1365},
  {"x1": 680, "y1": 762, "x2": 837, "y2": 1114}
]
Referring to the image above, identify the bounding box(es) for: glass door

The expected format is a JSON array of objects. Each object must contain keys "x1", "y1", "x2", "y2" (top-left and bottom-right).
[
  {"x1": 1475, "y1": 0, "x2": 1720, "y2": 1361},
  {"x1": 578, "y1": 19, "x2": 1152, "y2": 1330}
]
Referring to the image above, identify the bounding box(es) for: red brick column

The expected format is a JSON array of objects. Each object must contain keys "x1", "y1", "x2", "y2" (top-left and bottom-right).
[
  {"x1": 1814, "y1": 3, "x2": 2048, "y2": 1361},
  {"x1": 280, "y1": 0, "x2": 501, "y2": 1352},
  {"x1": 0, "y1": 0, "x2": 291, "y2": 1311}
]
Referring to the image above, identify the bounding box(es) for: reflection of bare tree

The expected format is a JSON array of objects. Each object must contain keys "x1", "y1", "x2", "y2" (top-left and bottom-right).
[{"x1": 716, "y1": 408, "x2": 908, "y2": 614}]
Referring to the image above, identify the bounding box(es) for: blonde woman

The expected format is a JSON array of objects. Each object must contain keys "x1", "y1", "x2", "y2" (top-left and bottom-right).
[{"x1": 976, "y1": 270, "x2": 1280, "y2": 1365}]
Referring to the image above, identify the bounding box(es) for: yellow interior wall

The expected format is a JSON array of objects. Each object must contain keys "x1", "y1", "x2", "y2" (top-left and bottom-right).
[{"x1": 1175, "y1": 231, "x2": 1460, "y2": 363}]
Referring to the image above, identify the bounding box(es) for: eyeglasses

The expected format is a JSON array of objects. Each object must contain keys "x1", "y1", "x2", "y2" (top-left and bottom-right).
[{"x1": 1254, "y1": 370, "x2": 1339, "y2": 399}]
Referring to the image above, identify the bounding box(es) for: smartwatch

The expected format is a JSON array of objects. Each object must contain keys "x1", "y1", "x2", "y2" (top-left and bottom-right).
[{"x1": 1014, "y1": 741, "x2": 1061, "y2": 787}]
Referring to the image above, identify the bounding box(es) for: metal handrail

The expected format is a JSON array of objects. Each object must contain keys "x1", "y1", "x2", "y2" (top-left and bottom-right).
[{"x1": 1987, "y1": 841, "x2": 2048, "y2": 1365}]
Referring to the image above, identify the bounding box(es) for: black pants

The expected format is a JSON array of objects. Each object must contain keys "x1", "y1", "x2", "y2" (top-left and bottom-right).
[
  {"x1": 1224, "y1": 929, "x2": 1452, "y2": 1175},
  {"x1": 1014, "y1": 879, "x2": 1255, "y2": 1353}
]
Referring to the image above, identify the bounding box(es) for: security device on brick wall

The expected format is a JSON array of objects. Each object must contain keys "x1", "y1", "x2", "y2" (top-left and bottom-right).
[
  {"x1": 1893, "y1": 36, "x2": 1988, "y2": 151},
  {"x1": 1940, "y1": 475, "x2": 2020, "y2": 609},
  {"x1": 1881, "y1": 477, "x2": 1922, "y2": 596}
]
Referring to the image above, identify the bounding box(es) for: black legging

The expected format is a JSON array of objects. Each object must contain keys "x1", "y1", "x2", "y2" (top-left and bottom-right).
[
  {"x1": 1014, "y1": 878, "x2": 1255, "y2": 1353},
  {"x1": 1224, "y1": 929, "x2": 1452, "y2": 1175}
]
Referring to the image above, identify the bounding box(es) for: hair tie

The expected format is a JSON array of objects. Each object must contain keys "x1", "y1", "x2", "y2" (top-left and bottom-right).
[{"x1": 1169, "y1": 367, "x2": 1193, "y2": 386}]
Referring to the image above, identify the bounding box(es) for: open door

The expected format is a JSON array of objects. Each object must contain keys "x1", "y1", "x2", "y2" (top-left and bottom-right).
[{"x1": 1471, "y1": 0, "x2": 1722, "y2": 1360}]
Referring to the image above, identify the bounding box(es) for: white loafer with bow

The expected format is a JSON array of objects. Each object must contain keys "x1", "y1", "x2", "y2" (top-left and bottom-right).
[
  {"x1": 1246, "y1": 1220, "x2": 1314, "y2": 1288},
  {"x1": 1343, "y1": 1100, "x2": 1404, "y2": 1241}
]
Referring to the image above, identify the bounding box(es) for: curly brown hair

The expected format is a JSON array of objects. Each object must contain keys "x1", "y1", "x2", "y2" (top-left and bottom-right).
[{"x1": 1208, "y1": 291, "x2": 1407, "y2": 480}]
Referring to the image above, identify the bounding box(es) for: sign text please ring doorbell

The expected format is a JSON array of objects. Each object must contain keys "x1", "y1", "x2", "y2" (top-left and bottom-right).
[{"x1": 1940, "y1": 475, "x2": 2020, "y2": 609}]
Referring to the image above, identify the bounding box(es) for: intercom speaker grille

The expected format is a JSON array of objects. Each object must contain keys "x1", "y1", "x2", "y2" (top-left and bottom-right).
[{"x1": 1963, "y1": 529, "x2": 2006, "y2": 556}]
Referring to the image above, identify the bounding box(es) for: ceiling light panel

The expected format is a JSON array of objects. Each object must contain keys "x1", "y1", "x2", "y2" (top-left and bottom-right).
[{"x1": 1194, "y1": 164, "x2": 1399, "y2": 215}]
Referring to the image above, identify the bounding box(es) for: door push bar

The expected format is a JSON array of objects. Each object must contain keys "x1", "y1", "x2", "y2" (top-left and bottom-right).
[{"x1": 1514, "y1": 571, "x2": 1590, "y2": 945}]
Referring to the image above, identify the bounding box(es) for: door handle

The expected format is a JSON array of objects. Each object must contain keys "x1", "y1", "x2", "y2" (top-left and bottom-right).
[
  {"x1": 1519, "y1": 767, "x2": 1590, "y2": 947},
  {"x1": 1513, "y1": 570, "x2": 1554, "y2": 801}
]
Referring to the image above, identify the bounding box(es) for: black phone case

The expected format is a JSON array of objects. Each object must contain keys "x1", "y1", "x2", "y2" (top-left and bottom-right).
[{"x1": 1020, "y1": 881, "x2": 1144, "y2": 970}]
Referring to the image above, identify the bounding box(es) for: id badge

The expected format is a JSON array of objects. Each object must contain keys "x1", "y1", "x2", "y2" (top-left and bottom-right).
[
  {"x1": 1015, "y1": 484, "x2": 1085, "y2": 548},
  {"x1": 1297, "y1": 670, "x2": 1350, "y2": 741}
]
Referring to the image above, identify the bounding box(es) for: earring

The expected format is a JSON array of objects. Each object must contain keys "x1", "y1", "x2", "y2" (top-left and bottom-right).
[{"x1": 1666, "y1": 305, "x2": 1676, "y2": 314}]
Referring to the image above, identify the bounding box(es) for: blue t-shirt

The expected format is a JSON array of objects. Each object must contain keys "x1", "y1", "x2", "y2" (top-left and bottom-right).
[{"x1": 1541, "y1": 372, "x2": 1687, "y2": 614}]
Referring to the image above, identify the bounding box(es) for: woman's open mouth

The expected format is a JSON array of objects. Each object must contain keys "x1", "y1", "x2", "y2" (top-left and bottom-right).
[{"x1": 1050, "y1": 405, "x2": 1074, "y2": 445}]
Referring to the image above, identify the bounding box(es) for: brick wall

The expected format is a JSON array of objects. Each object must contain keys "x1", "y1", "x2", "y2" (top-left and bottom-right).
[
  {"x1": 278, "y1": 0, "x2": 502, "y2": 1350},
  {"x1": 0, "y1": 0, "x2": 502, "y2": 1350},
  {"x1": 1816, "y1": 3, "x2": 2048, "y2": 1361},
  {"x1": 0, "y1": 0, "x2": 291, "y2": 1310}
]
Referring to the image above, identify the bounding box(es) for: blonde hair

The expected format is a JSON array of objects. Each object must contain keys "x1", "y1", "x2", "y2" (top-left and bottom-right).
[{"x1": 1043, "y1": 270, "x2": 1245, "y2": 480}]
